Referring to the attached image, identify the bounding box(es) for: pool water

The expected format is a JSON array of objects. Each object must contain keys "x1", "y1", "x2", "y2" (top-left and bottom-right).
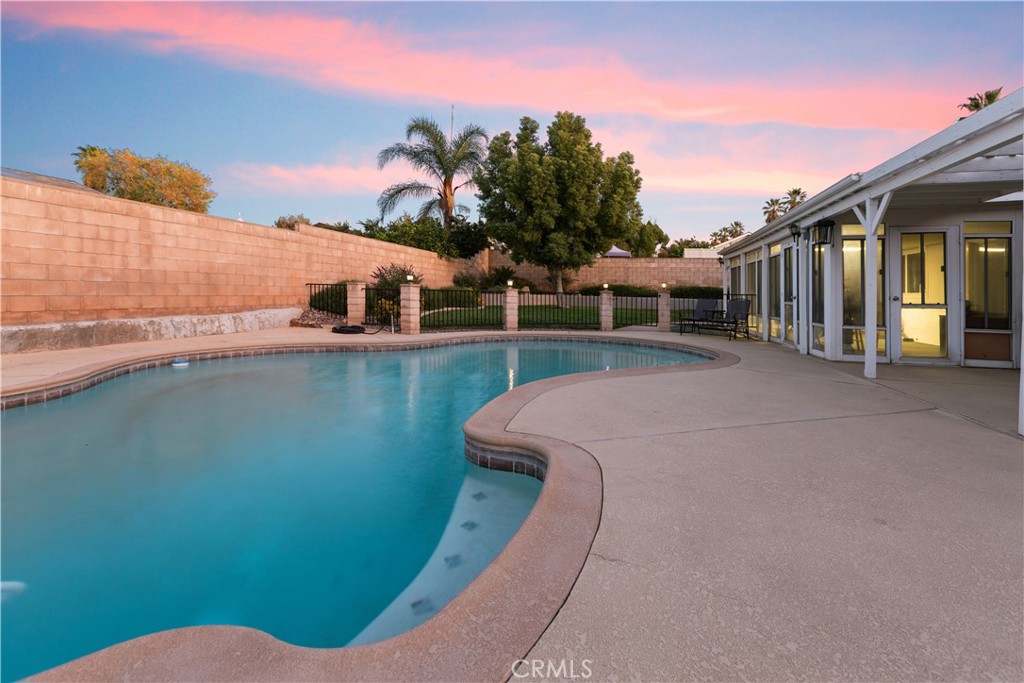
[{"x1": 1, "y1": 341, "x2": 702, "y2": 680}]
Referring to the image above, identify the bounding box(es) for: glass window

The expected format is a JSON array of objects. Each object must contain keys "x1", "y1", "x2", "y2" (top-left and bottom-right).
[
  {"x1": 812, "y1": 244, "x2": 825, "y2": 324},
  {"x1": 842, "y1": 238, "x2": 885, "y2": 327},
  {"x1": 965, "y1": 237, "x2": 1011, "y2": 330},
  {"x1": 902, "y1": 233, "x2": 945, "y2": 305},
  {"x1": 730, "y1": 267, "x2": 741, "y2": 297},
  {"x1": 964, "y1": 221, "x2": 1012, "y2": 235},
  {"x1": 783, "y1": 248, "x2": 793, "y2": 301},
  {"x1": 841, "y1": 223, "x2": 885, "y2": 236},
  {"x1": 812, "y1": 324, "x2": 825, "y2": 351},
  {"x1": 842, "y1": 329, "x2": 886, "y2": 355},
  {"x1": 769, "y1": 253, "x2": 780, "y2": 318}
]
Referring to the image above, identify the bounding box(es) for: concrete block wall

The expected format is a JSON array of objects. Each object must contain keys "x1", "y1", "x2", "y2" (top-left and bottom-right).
[
  {"x1": 1, "y1": 175, "x2": 480, "y2": 327},
  {"x1": 488, "y1": 251, "x2": 720, "y2": 290}
]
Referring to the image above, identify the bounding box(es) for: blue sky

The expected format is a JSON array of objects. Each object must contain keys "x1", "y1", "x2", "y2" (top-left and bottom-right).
[{"x1": 2, "y1": 1, "x2": 1021, "y2": 242}]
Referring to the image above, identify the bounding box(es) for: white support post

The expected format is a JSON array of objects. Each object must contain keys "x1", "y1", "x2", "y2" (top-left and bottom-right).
[
  {"x1": 853, "y1": 192, "x2": 893, "y2": 379},
  {"x1": 761, "y1": 243, "x2": 770, "y2": 341},
  {"x1": 798, "y1": 230, "x2": 810, "y2": 355}
]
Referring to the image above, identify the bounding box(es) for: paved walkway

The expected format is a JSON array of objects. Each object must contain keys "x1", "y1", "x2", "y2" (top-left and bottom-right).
[
  {"x1": 517, "y1": 331, "x2": 1022, "y2": 681},
  {"x1": 3, "y1": 328, "x2": 1021, "y2": 681}
]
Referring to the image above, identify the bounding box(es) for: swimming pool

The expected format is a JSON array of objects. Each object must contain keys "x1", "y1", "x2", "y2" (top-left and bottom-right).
[{"x1": 1, "y1": 340, "x2": 705, "y2": 681}]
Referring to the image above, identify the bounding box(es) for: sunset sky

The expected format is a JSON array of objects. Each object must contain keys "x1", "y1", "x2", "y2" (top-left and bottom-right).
[{"x1": 3, "y1": 1, "x2": 1021, "y2": 242}]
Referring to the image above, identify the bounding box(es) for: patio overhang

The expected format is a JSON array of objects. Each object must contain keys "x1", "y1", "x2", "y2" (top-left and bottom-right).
[{"x1": 719, "y1": 88, "x2": 1024, "y2": 435}]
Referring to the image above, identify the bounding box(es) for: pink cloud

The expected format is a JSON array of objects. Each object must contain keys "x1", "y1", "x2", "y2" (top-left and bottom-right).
[
  {"x1": 4, "y1": 2, "x2": 971, "y2": 132},
  {"x1": 589, "y1": 124, "x2": 924, "y2": 199},
  {"x1": 220, "y1": 160, "x2": 413, "y2": 196}
]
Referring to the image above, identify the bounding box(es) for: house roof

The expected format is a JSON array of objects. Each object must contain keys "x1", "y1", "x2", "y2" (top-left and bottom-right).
[
  {"x1": 1, "y1": 168, "x2": 100, "y2": 194},
  {"x1": 722, "y1": 88, "x2": 1024, "y2": 255}
]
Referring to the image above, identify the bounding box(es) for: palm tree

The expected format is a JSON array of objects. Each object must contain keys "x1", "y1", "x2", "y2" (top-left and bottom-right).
[
  {"x1": 71, "y1": 144, "x2": 111, "y2": 192},
  {"x1": 709, "y1": 220, "x2": 745, "y2": 246},
  {"x1": 958, "y1": 87, "x2": 1003, "y2": 114},
  {"x1": 762, "y1": 198, "x2": 784, "y2": 223},
  {"x1": 377, "y1": 116, "x2": 488, "y2": 232},
  {"x1": 783, "y1": 187, "x2": 807, "y2": 213}
]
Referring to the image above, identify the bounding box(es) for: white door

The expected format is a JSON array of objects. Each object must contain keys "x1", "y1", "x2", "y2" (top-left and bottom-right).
[{"x1": 889, "y1": 228, "x2": 960, "y2": 362}]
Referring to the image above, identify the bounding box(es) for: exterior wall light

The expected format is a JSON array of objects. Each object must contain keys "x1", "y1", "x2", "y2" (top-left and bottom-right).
[
  {"x1": 788, "y1": 223, "x2": 802, "y2": 238},
  {"x1": 717, "y1": 257, "x2": 725, "y2": 265},
  {"x1": 812, "y1": 220, "x2": 835, "y2": 245}
]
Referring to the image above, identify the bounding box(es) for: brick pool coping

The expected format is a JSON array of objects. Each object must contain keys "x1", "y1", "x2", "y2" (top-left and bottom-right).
[{"x1": 10, "y1": 333, "x2": 739, "y2": 682}]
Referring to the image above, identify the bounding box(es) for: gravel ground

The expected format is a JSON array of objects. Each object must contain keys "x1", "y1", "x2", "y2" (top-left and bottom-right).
[{"x1": 290, "y1": 309, "x2": 346, "y2": 327}]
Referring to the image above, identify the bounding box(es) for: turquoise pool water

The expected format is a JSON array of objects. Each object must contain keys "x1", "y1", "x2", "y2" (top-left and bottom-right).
[{"x1": 1, "y1": 341, "x2": 703, "y2": 680}]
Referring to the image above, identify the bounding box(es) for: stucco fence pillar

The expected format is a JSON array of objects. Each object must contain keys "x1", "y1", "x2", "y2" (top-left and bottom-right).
[
  {"x1": 503, "y1": 288, "x2": 519, "y2": 331},
  {"x1": 400, "y1": 283, "x2": 420, "y2": 335},
  {"x1": 346, "y1": 282, "x2": 366, "y2": 325},
  {"x1": 599, "y1": 290, "x2": 614, "y2": 331},
  {"x1": 657, "y1": 291, "x2": 672, "y2": 332}
]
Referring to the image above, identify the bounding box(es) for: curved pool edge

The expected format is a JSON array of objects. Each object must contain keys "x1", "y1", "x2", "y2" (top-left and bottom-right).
[{"x1": 22, "y1": 333, "x2": 740, "y2": 682}]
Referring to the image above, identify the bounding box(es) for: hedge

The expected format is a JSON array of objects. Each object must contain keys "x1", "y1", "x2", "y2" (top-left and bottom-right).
[
  {"x1": 669, "y1": 285, "x2": 724, "y2": 299},
  {"x1": 577, "y1": 284, "x2": 660, "y2": 297}
]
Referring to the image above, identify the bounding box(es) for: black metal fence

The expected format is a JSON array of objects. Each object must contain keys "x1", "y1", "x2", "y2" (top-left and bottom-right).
[
  {"x1": 364, "y1": 287, "x2": 401, "y2": 327},
  {"x1": 304, "y1": 284, "x2": 750, "y2": 334},
  {"x1": 306, "y1": 282, "x2": 347, "y2": 316},
  {"x1": 518, "y1": 292, "x2": 601, "y2": 330},
  {"x1": 612, "y1": 295, "x2": 659, "y2": 328},
  {"x1": 420, "y1": 288, "x2": 502, "y2": 330}
]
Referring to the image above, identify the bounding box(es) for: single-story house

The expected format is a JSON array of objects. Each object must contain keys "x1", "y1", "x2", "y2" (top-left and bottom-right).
[{"x1": 719, "y1": 88, "x2": 1023, "y2": 434}]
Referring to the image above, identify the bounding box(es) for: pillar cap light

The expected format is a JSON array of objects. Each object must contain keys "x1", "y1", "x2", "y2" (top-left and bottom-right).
[
  {"x1": 661, "y1": 282, "x2": 667, "y2": 289},
  {"x1": 602, "y1": 283, "x2": 609, "y2": 289},
  {"x1": 406, "y1": 274, "x2": 414, "y2": 282},
  {"x1": 507, "y1": 279, "x2": 514, "y2": 287}
]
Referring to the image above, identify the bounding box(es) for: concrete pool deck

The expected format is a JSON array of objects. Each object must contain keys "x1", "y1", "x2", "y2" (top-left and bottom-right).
[{"x1": 2, "y1": 327, "x2": 1021, "y2": 681}]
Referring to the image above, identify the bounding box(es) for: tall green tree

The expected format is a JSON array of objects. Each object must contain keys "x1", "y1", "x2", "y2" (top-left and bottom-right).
[
  {"x1": 71, "y1": 146, "x2": 215, "y2": 213},
  {"x1": 624, "y1": 220, "x2": 669, "y2": 257},
  {"x1": 709, "y1": 220, "x2": 745, "y2": 246},
  {"x1": 958, "y1": 87, "x2": 1003, "y2": 113},
  {"x1": 476, "y1": 112, "x2": 644, "y2": 292},
  {"x1": 377, "y1": 116, "x2": 488, "y2": 232}
]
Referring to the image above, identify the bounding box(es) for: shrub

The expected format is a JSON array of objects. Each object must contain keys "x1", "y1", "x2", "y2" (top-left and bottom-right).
[
  {"x1": 274, "y1": 213, "x2": 310, "y2": 230},
  {"x1": 480, "y1": 266, "x2": 535, "y2": 291},
  {"x1": 371, "y1": 263, "x2": 423, "y2": 290},
  {"x1": 579, "y1": 284, "x2": 660, "y2": 297},
  {"x1": 421, "y1": 287, "x2": 480, "y2": 312},
  {"x1": 452, "y1": 270, "x2": 482, "y2": 290},
  {"x1": 670, "y1": 285, "x2": 724, "y2": 299},
  {"x1": 308, "y1": 281, "x2": 347, "y2": 314}
]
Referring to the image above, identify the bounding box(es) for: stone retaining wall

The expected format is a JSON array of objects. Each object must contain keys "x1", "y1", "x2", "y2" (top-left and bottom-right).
[{"x1": 0, "y1": 307, "x2": 302, "y2": 354}]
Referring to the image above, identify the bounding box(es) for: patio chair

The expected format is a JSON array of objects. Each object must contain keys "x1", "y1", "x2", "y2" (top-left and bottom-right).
[
  {"x1": 696, "y1": 298, "x2": 751, "y2": 340},
  {"x1": 678, "y1": 298, "x2": 720, "y2": 334}
]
